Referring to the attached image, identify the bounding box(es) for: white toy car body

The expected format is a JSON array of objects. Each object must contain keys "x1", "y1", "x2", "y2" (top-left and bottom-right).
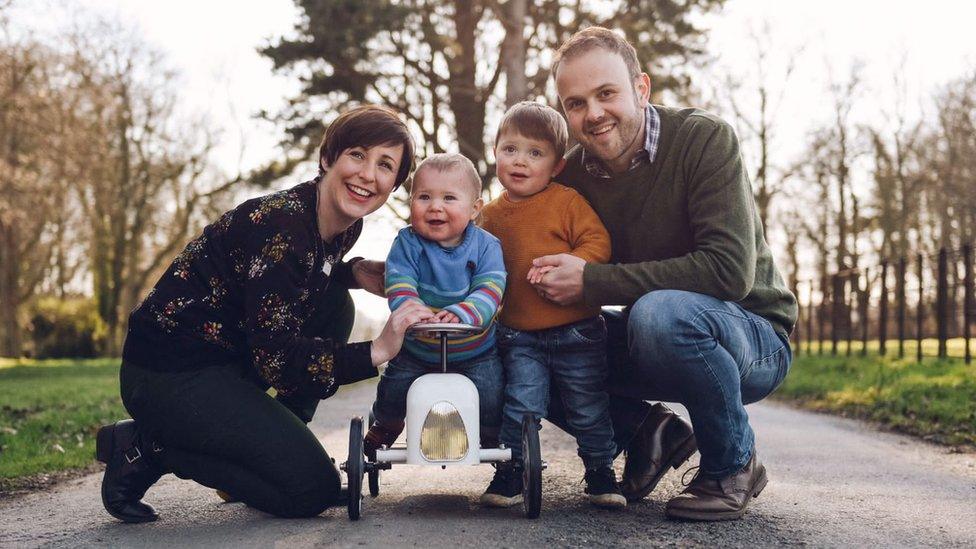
[{"x1": 343, "y1": 323, "x2": 542, "y2": 520}]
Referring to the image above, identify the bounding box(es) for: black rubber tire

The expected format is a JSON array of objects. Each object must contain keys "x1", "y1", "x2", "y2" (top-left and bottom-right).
[
  {"x1": 521, "y1": 415, "x2": 542, "y2": 519},
  {"x1": 347, "y1": 416, "x2": 364, "y2": 520},
  {"x1": 368, "y1": 466, "x2": 380, "y2": 497},
  {"x1": 366, "y1": 411, "x2": 380, "y2": 497}
]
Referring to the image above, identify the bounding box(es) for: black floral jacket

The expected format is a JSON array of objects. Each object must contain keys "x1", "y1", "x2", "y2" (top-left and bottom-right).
[{"x1": 122, "y1": 179, "x2": 377, "y2": 398}]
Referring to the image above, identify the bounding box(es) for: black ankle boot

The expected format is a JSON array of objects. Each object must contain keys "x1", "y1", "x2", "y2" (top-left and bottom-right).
[{"x1": 95, "y1": 420, "x2": 165, "y2": 523}]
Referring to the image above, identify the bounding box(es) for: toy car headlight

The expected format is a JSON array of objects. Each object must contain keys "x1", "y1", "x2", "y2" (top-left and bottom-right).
[{"x1": 420, "y1": 401, "x2": 468, "y2": 461}]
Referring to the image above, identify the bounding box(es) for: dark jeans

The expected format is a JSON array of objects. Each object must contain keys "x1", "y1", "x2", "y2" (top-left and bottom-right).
[
  {"x1": 372, "y1": 349, "x2": 503, "y2": 439},
  {"x1": 548, "y1": 290, "x2": 792, "y2": 478},
  {"x1": 119, "y1": 286, "x2": 355, "y2": 518},
  {"x1": 497, "y1": 317, "x2": 615, "y2": 469}
]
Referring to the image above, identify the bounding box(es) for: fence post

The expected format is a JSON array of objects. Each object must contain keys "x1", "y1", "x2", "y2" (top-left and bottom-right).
[
  {"x1": 898, "y1": 256, "x2": 906, "y2": 359},
  {"x1": 879, "y1": 260, "x2": 889, "y2": 356},
  {"x1": 793, "y1": 282, "x2": 801, "y2": 356},
  {"x1": 917, "y1": 253, "x2": 924, "y2": 363},
  {"x1": 860, "y1": 269, "x2": 869, "y2": 356},
  {"x1": 807, "y1": 282, "x2": 814, "y2": 356},
  {"x1": 832, "y1": 274, "x2": 841, "y2": 356},
  {"x1": 937, "y1": 247, "x2": 948, "y2": 359},
  {"x1": 818, "y1": 276, "x2": 826, "y2": 356},
  {"x1": 965, "y1": 244, "x2": 972, "y2": 365},
  {"x1": 846, "y1": 273, "x2": 854, "y2": 357}
]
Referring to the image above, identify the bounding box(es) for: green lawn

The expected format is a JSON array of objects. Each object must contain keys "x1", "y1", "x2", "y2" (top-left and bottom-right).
[
  {"x1": 796, "y1": 337, "x2": 974, "y2": 359},
  {"x1": 0, "y1": 358, "x2": 125, "y2": 487},
  {"x1": 774, "y1": 353, "x2": 976, "y2": 447}
]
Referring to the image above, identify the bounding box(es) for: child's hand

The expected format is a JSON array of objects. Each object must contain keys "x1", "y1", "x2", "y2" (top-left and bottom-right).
[
  {"x1": 432, "y1": 310, "x2": 461, "y2": 324},
  {"x1": 527, "y1": 265, "x2": 555, "y2": 285}
]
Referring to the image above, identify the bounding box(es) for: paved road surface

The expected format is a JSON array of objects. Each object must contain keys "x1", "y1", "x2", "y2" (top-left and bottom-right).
[{"x1": 1, "y1": 379, "x2": 974, "y2": 548}]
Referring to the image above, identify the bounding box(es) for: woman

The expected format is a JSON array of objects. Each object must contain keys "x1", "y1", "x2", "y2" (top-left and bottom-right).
[{"x1": 95, "y1": 105, "x2": 433, "y2": 522}]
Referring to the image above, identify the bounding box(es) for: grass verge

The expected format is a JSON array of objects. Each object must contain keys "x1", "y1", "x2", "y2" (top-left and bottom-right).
[
  {"x1": 0, "y1": 358, "x2": 125, "y2": 492},
  {"x1": 774, "y1": 353, "x2": 976, "y2": 447}
]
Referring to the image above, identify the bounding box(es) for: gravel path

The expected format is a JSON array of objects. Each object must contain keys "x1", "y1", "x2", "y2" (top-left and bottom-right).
[{"x1": 1, "y1": 380, "x2": 974, "y2": 548}]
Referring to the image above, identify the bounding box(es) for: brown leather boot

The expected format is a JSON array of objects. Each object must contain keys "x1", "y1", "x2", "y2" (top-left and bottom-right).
[
  {"x1": 619, "y1": 403, "x2": 697, "y2": 502},
  {"x1": 665, "y1": 450, "x2": 768, "y2": 521}
]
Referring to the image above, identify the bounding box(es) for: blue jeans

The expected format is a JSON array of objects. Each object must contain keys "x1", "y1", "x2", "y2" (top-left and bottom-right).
[
  {"x1": 606, "y1": 290, "x2": 792, "y2": 478},
  {"x1": 372, "y1": 350, "x2": 503, "y2": 438},
  {"x1": 498, "y1": 317, "x2": 616, "y2": 469}
]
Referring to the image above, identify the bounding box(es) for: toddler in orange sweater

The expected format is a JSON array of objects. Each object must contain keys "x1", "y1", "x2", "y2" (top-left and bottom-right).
[{"x1": 479, "y1": 101, "x2": 624, "y2": 509}]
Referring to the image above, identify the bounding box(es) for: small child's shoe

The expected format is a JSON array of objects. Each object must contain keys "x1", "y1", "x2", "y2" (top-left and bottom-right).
[
  {"x1": 584, "y1": 466, "x2": 627, "y2": 509},
  {"x1": 480, "y1": 463, "x2": 523, "y2": 507},
  {"x1": 363, "y1": 420, "x2": 404, "y2": 459}
]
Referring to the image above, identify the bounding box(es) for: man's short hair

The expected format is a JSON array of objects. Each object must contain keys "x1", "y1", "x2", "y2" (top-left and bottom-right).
[
  {"x1": 317, "y1": 104, "x2": 415, "y2": 190},
  {"x1": 495, "y1": 101, "x2": 569, "y2": 159},
  {"x1": 414, "y1": 153, "x2": 482, "y2": 200},
  {"x1": 551, "y1": 26, "x2": 642, "y2": 83}
]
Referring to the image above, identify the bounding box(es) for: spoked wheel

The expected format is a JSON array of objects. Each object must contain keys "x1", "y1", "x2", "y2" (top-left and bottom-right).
[
  {"x1": 521, "y1": 415, "x2": 542, "y2": 519},
  {"x1": 346, "y1": 416, "x2": 365, "y2": 520},
  {"x1": 367, "y1": 411, "x2": 380, "y2": 497}
]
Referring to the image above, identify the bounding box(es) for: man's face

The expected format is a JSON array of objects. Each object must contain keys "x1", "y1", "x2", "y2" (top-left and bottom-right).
[{"x1": 555, "y1": 48, "x2": 650, "y2": 174}]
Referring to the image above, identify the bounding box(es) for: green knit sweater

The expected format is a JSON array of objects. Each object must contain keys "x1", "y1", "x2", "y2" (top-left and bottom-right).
[{"x1": 560, "y1": 105, "x2": 798, "y2": 336}]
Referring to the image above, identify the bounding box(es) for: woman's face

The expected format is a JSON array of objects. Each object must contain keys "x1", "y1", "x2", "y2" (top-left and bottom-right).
[{"x1": 320, "y1": 143, "x2": 405, "y2": 226}]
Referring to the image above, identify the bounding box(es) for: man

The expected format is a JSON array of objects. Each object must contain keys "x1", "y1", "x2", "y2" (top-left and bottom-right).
[{"x1": 533, "y1": 26, "x2": 797, "y2": 521}]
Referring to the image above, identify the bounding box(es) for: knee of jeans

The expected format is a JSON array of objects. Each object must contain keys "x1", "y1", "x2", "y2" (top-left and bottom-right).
[
  {"x1": 279, "y1": 477, "x2": 339, "y2": 518},
  {"x1": 628, "y1": 290, "x2": 708, "y2": 360}
]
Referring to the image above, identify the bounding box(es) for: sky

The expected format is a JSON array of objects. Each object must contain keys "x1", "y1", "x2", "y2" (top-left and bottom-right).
[{"x1": 15, "y1": 0, "x2": 976, "y2": 320}]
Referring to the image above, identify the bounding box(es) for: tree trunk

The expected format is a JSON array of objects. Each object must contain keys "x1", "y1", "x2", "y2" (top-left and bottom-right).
[
  {"x1": 501, "y1": 0, "x2": 527, "y2": 107},
  {"x1": 0, "y1": 220, "x2": 22, "y2": 357},
  {"x1": 448, "y1": 0, "x2": 486, "y2": 170}
]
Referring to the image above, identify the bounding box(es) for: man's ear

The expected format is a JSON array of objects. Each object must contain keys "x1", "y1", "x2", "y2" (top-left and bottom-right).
[
  {"x1": 552, "y1": 158, "x2": 567, "y2": 178},
  {"x1": 320, "y1": 156, "x2": 330, "y2": 173},
  {"x1": 635, "y1": 73, "x2": 651, "y2": 104}
]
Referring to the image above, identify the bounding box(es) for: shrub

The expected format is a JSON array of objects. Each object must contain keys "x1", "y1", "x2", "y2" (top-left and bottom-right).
[{"x1": 29, "y1": 297, "x2": 108, "y2": 358}]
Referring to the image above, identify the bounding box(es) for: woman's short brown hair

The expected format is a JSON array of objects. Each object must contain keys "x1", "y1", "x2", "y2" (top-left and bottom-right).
[
  {"x1": 317, "y1": 104, "x2": 416, "y2": 190},
  {"x1": 495, "y1": 101, "x2": 569, "y2": 159}
]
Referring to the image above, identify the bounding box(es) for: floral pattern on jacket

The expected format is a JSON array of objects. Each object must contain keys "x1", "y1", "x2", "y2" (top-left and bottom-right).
[{"x1": 122, "y1": 179, "x2": 376, "y2": 398}]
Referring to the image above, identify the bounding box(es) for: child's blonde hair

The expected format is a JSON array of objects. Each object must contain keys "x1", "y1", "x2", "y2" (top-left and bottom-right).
[{"x1": 413, "y1": 153, "x2": 482, "y2": 199}]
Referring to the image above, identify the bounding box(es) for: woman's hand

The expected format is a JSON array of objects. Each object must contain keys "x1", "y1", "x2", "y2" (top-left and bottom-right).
[
  {"x1": 352, "y1": 259, "x2": 386, "y2": 297},
  {"x1": 371, "y1": 300, "x2": 434, "y2": 366}
]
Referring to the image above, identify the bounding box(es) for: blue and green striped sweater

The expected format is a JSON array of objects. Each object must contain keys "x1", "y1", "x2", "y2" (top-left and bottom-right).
[{"x1": 385, "y1": 223, "x2": 506, "y2": 363}]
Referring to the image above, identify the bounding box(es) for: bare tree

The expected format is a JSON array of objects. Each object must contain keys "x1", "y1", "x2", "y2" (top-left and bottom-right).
[
  {"x1": 0, "y1": 30, "x2": 67, "y2": 357},
  {"x1": 715, "y1": 20, "x2": 802, "y2": 235},
  {"x1": 58, "y1": 20, "x2": 235, "y2": 352}
]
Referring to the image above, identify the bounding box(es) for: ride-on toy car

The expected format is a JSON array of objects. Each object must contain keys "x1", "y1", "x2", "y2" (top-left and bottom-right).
[{"x1": 342, "y1": 322, "x2": 544, "y2": 520}]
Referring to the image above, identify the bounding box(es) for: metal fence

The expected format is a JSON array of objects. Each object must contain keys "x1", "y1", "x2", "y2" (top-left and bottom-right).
[{"x1": 793, "y1": 245, "x2": 974, "y2": 363}]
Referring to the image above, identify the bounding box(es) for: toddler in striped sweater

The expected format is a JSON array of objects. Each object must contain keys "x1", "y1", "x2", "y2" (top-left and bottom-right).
[{"x1": 365, "y1": 153, "x2": 507, "y2": 454}]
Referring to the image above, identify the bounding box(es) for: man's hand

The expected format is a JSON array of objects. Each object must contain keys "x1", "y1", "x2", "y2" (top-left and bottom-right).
[
  {"x1": 352, "y1": 259, "x2": 386, "y2": 297},
  {"x1": 530, "y1": 253, "x2": 585, "y2": 305}
]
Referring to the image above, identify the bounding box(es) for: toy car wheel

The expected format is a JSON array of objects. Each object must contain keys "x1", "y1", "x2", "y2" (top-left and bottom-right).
[
  {"x1": 347, "y1": 416, "x2": 365, "y2": 520},
  {"x1": 521, "y1": 415, "x2": 542, "y2": 519},
  {"x1": 367, "y1": 411, "x2": 380, "y2": 497},
  {"x1": 368, "y1": 466, "x2": 380, "y2": 497}
]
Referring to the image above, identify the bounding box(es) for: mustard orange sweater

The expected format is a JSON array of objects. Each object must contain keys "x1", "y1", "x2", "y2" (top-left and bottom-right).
[{"x1": 481, "y1": 184, "x2": 611, "y2": 331}]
